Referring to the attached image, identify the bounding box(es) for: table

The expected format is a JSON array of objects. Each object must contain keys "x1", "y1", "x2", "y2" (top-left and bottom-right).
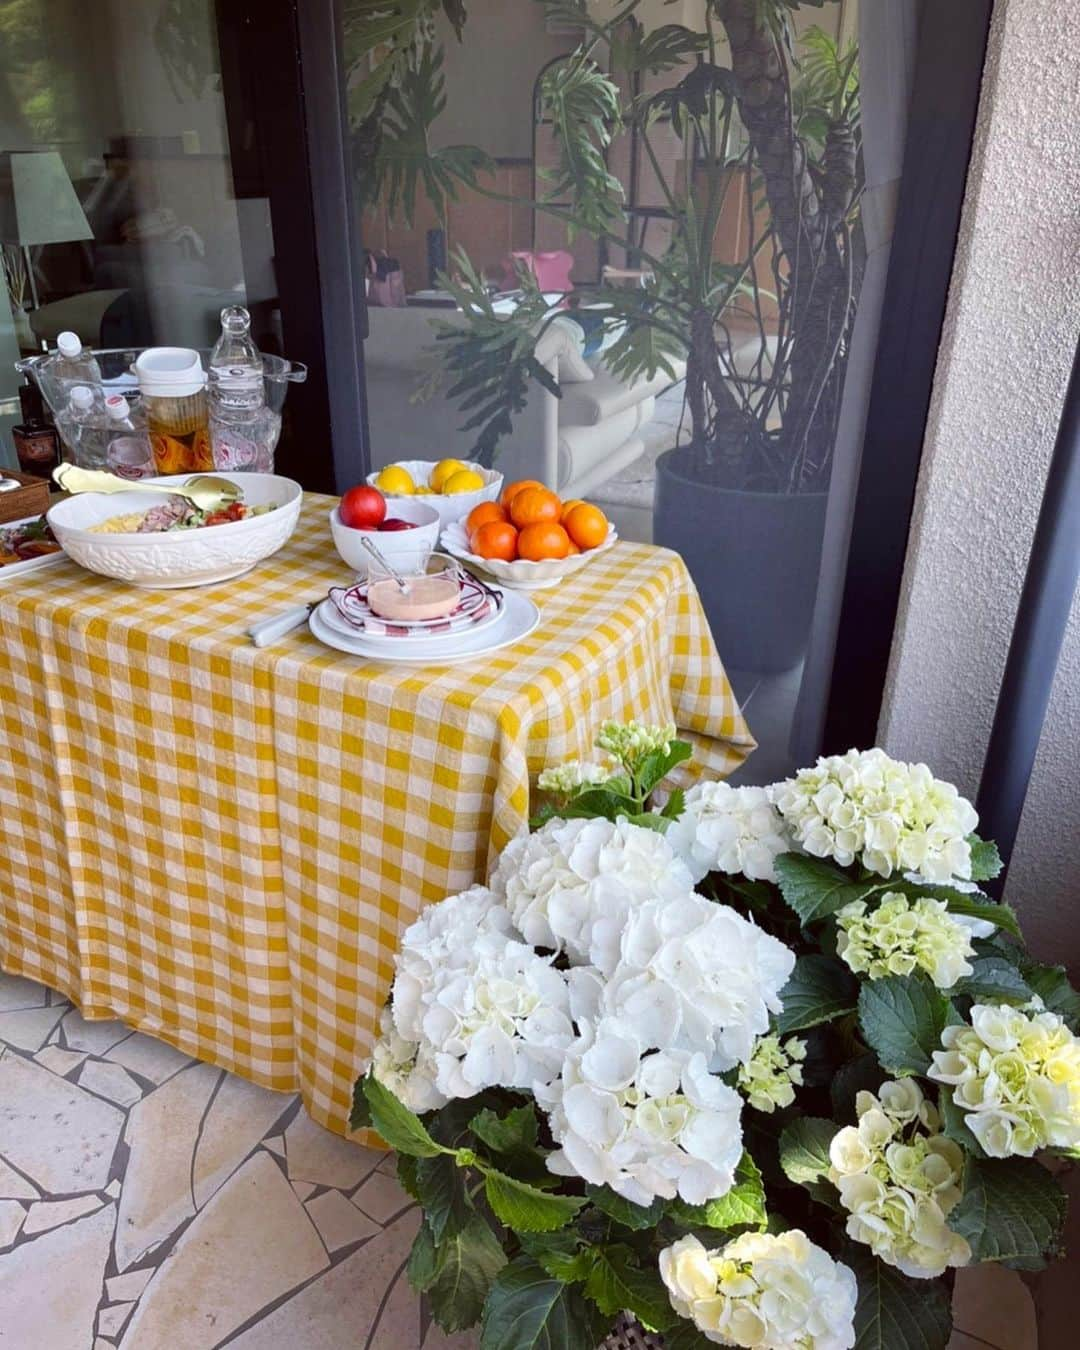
[{"x1": 0, "y1": 494, "x2": 754, "y2": 1135}]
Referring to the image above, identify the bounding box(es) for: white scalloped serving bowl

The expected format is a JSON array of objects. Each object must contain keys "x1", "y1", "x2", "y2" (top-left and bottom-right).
[
  {"x1": 440, "y1": 518, "x2": 618, "y2": 590},
  {"x1": 47, "y1": 472, "x2": 302, "y2": 588},
  {"x1": 365, "y1": 460, "x2": 503, "y2": 527}
]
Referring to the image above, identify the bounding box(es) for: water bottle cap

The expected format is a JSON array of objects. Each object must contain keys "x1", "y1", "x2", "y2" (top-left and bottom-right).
[
  {"x1": 105, "y1": 395, "x2": 131, "y2": 420},
  {"x1": 57, "y1": 331, "x2": 83, "y2": 358},
  {"x1": 70, "y1": 385, "x2": 95, "y2": 409},
  {"x1": 135, "y1": 347, "x2": 207, "y2": 398},
  {"x1": 219, "y1": 305, "x2": 251, "y2": 334}
]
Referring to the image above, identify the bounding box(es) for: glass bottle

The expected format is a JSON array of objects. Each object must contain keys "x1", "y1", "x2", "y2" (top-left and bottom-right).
[
  {"x1": 208, "y1": 306, "x2": 280, "y2": 472},
  {"x1": 135, "y1": 348, "x2": 213, "y2": 474}
]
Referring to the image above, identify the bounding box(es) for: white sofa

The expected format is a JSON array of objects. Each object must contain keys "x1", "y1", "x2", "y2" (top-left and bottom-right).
[{"x1": 363, "y1": 307, "x2": 684, "y2": 497}]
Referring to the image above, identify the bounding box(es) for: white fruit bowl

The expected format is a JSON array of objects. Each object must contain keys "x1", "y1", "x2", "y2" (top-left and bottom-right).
[
  {"x1": 329, "y1": 497, "x2": 440, "y2": 576},
  {"x1": 365, "y1": 460, "x2": 503, "y2": 527},
  {"x1": 440, "y1": 519, "x2": 618, "y2": 590},
  {"x1": 47, "y1": 472, "x2": 302, "y2": 588}
]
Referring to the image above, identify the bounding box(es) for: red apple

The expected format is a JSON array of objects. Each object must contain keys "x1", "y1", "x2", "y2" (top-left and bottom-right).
[
  {"x1": 378, "y1": 518, "x2": 416, "y2": 531},
  {"x1": 339, "y1": 485, "x2": 386, "y2": 529}
]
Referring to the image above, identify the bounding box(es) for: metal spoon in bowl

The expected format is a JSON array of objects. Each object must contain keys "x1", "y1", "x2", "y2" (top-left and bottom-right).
[
  {"x1": 359, "y1": 536, "x2": 412, "y2": 595},
  {"x1": 53, "y1": 465, "x2": 241, "y2": 512}
]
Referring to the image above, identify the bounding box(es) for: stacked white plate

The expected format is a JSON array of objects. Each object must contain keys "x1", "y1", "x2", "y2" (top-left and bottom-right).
[{"x1": 308, "y1": 581, "x2": 540, "y2": 664}]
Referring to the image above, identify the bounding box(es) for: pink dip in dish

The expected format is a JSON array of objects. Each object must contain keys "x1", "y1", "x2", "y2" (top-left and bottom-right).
[{"x1": 367, "y1": 575, "x2": 461, "y2": 620}]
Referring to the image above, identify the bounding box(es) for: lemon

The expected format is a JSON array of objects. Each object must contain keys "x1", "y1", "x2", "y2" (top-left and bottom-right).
[
  {"x1": 374, "y1": 465, "x2": 416, "y2": 495},
  {"x1": 414, "y1": 485, "x2": 435, "y2": 495},
  {"x1": 428, "y1": 458, "x2": 467, "y2": 492},
  {"x1": 442, "y1": 468, "x2": 485, "y2": 495}
]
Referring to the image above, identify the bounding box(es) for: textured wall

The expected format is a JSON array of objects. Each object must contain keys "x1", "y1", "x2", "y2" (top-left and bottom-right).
[{"x1": 879, "y1": 0, "x2": 1080, "y2": 968}]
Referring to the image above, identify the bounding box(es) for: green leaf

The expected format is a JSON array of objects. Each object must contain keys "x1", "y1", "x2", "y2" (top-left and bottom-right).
[
  {"x1": 585, "y1": 1184, "x2": 665, "y2": 1230},
  {"x1": 937, "y1": 1090, "x2": 986, "y2": 1160},
  {"x1": 857, "y1": 976, "x2": 956, "y2": 1076},
  {"x1": 949, "y1": 1157, "x2": 1068, "y2": 1263},
  {"x1": 663, "y1": 1325, "x2": 717, "y2": 1350},
  {"x1": 415, "y1": 1152, "x2": 472, "y2": 1243},
  {"x1": 636, "y1": 739, "x2": 693, "y2": 796},
  {"x1": 1020, "y1": 961, "x2": 1080, "y2": 1030},
  {"x1": 518, "y1": 1230, "x2": 590, "y2": 1283},
  {"x1": 480, "y1": 1257, "x2": 601, "y2": 1350},
  {"x1": 349, "y1": 1073, "x2": 373, "y2": 1130},
  {"x1": 954, "y1": 956, "x2": 1032, "y2": 1005},
  {"x1": 967, "y1": 835, "x2": 1003, "y2": 881},
  {"x1": 660, "y1": 786, "x2": 686, "y2": 821},
  {"x1": 848, "y1": 1248, "x2": 952, "y2": 1350},
  {"x1": 407, "y1": 1221, "x2": 439, "y2": 1292},
  {"x1": 667, "y1": 1153, "x2": 766, "y2": 1231},
  {"x1": 776, "y1": 954, "x2": 859, "y2": 1034},
  {"x1": 583, "y1": 1245, "x2": 676, "y2": 1332},
  {"x1": 471, "y1": 1105, "x2": 539, "y2": 1155},
  {"x1": 774, "y1": 854, "x2": 889, "y2": 926},
  {"x1": 831, "y1": 1053, "x2": 885, "y2": 1119},
  {"x1": 361, "y1": 1073, "x2": 444, "y2": 1157},
  {"x1": 484, "y1": 1169, "x2": 586, "y2": 1233},
  {"x1": 778, "y1": 1116, "x2": 836, "y2": 1185},
  {"x1": 558, "y1": 786, "x2": 639, "y2": 824},
  {"x1": 425, "y1": 1213, "x2": 509, "y2": 1334}
]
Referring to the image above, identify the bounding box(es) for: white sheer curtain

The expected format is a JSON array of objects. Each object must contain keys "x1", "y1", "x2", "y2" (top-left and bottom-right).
[{"x1": 790, "y1": 0, "x2": 920, "y2": 763}]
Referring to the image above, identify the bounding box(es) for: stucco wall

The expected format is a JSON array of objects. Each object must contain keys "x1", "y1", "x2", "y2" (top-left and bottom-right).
[{"x1": 879, "y1": 0, "x2": 1080, "y2": 969}]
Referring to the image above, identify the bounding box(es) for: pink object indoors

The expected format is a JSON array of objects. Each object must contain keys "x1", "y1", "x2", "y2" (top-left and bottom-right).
[{"x1": 502, "y1": 250, "x2": 575, "y2": 297}]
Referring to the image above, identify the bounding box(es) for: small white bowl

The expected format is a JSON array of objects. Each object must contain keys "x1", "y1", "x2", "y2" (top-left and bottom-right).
[
  {"x1": 440, "y1": 519, "x2": 618, "y2": 590},
  {"x1": 330, "y1": 497, "x2": 440, "y2": 576},
  {"x1": 47, "y1": 472, "x2": 301, "y2": 588},
  {"x1": 366, "y1": 460, "x2": 503, "y2": 527}
]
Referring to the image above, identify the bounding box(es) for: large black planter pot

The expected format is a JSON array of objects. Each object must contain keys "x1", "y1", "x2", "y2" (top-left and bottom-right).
[{"x1": 654, "y1": 448, "x2": 828, "y2": 675}]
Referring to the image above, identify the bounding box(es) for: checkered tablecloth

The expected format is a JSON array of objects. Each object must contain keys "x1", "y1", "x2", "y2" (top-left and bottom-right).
[{"x1": 0, "y1": 493, "x2": 754, "y2": 1134}]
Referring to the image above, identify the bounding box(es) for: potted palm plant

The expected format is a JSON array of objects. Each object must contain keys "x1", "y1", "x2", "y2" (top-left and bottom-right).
[{"x1": 348, "y1": 0, "x2": 862, "y2": 673}]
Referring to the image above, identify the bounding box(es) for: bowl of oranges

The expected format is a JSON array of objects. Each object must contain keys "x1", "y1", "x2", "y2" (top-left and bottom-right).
[
  {"x1": 440, "y1": 479, "x2": 615, "y2": 589},
  {"x1": 365, "y1": 459, "x2": 503, "y2": 528}
]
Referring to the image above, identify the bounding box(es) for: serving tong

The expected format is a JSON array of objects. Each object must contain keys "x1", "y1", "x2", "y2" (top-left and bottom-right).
[{"x1": 53, "y1": 465, "x2": 242, "y2": 513}]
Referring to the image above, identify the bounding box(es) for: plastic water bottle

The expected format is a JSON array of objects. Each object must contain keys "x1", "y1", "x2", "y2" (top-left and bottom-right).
[
  {"x1": 52, "y1": 331, "x2": 103, "y2": 386},
  {"x1": 104, "y1": 395, "x2": 154, "y2": 479},
  {"x1": 208, "y1": 306, "x2": 280, "y2": 471},
  {"x1": 56, "y1": 385, "x2": 111, "y2": 468}
]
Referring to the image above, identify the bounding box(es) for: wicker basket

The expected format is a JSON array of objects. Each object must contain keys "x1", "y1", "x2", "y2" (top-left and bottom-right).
[{"x1": 600, "y1": 1313, "x2": 667, "y2": 1349}]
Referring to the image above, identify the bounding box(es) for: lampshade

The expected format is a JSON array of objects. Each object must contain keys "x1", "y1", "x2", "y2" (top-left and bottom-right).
[{"x1": 0, "y1": 152, "x2": 93, "y2": 246}]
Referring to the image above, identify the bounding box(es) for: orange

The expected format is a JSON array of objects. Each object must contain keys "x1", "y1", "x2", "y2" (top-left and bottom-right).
[
  {"x1": 518, "y1": 521, "x2": 571, "y2": 561},
  {"x1": 566, "y1": 539, "x2": 581, "y2": 555},
  {"x1": 509, "y1": 487, "x2": 561, "y2": 529},
  {"x1": 466, "y1": 501, "x2": 508, "y2": 537},
  {"x1": 500, "y1": 478, "x2": 545, "y2": 508},
  {"x1": 563, "y1": 502, "x2": 608, "y2": 551},
  {"x1": 560, "y1": 498, "x2": 586, "y2": 522},
  {"x1": 472, "y1": 520, "x2": 518, "y2": 561}
]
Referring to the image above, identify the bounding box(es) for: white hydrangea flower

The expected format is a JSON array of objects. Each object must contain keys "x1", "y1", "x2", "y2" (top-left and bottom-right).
[
  {"x1": 538, "y1": 1019, "x2": 744, "y2": 1206},
  {"x1": 369, "y1": 1006, "x2": 445, "y2": 1113},
  {"x1": 827, "y1": 1079, "x2": 970, "y2": 1278},
  {"x1": 602, "y1": 892, "x2": 797, "y2": 1071},
  {"x1": 666, "y1": 781, "x2": 792, "y2": 883},
  {"x1": 928, "y1": 1003, "x2": 1080, "y2": 1157},
  {"x1": 537, "y1": 759, "x2": 613, "y2": 797},
  {"x1": 491, "y1": 816, "x2": 695, "y2": 974},
  {"x1": 836, "y1": 892, "x2": 975, "y2": 989},
  {"x1": 659, "y1": 1230, "x2": 857, "y2": 1350},
  {"x1": 738, "y1": 1034, "x2": 806, "y2": 1113},
  {"x1": 770, "y1": 748, "x2": 979, "y2": 882}
]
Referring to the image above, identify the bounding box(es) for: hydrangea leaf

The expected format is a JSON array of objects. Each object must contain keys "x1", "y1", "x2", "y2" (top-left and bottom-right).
[
  {"x1": 480, "y1": 1257, "x2": 605, "y2": 1350},
  {"x1": 349, "y1": 1072, "x2": 373, "y2": 1130},
  {"x1": 774, "y1": 854, "x2": 890, "y2": 926},
  {"x1": 585, "y1": 1184, "x2": 665, "y2": 1230},
  {"x1": 967, "y1": 835, "x2": 1003, "y2": 881},
  {"x1": 953, "y1": 956, "x2": 1032, "y2": 1005},
  {"x1": 636, "y1": 739, "x2": 693, "y2": 796},
  {"x1": 847, "y1": 1249, "x2": 952, "y2": 1350},
  {"x1": 469, "y1": 1104, "x2": 549, "y2": 1179},
  {"x1": 518, "y1": 1230, "x2": 591, "y2": 1283},
  {"x1": 937, "y1": 1090, "x2": 986, "y2": 1160},
  {"x1": 776, "y1": 954, "x2": 859, "y2": 1034},
  {"x1": 949, "y1": 1157, "x2": 1068, "y2": 1263},
  {"x1": 361, "y1": 1073, "x2": 445, "y2": 1157},
  {"x1": 582, "y1": 1244, "x2": 677, "y2": 1332},
  {"x1": 831, "y1": 1052, "x2": 886, "y2": 1119},
  {"x1": 1019, "y1": 960, "x2": 1080, "y2": 1031},
  {"x1": 663, "y1": 1325, "x2": 718, "y2": 1350},
  {"x1": 419, "y1": 1213, "x2": 508, "y2": 1333},
  {"x1": 779, "y1": 1116, "x2": 836, "y2": 1185},
  {"x1": 666, "y1": 1152, "x2": 766, "y2": 1230},
  {"x1": 415, "y1": 1152, "x2": 473, "y2": 1243},
  {"x1": 484, "y1": 1169, "x2": 586, "y2": 1233},
  {"x1": 857, "y1": 975, "x2": 957, "y2": 1076}
]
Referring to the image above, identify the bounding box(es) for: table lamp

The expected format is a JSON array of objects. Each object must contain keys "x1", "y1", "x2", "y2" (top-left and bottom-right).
[{"x1": 0, "y1": 151, "x2": 94, "y2": 310}]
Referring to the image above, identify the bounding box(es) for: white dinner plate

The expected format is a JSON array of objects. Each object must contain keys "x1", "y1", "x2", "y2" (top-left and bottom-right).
[
  {"x1": 309, "y1": 589, "x2": 540, "y2": 664},
  {"x1": 0, "y1": 513, "x2": 66, "y2": 580}
]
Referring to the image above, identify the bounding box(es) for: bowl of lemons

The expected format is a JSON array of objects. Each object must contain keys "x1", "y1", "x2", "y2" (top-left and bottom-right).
[{"x1": 366, "y1": 459, "x2": 503, "y2": 528}]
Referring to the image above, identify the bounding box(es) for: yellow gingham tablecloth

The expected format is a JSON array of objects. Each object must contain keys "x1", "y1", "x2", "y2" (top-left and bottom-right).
[{"x1": 0, "y1": 493, "x2": 754, "y2": 1134}]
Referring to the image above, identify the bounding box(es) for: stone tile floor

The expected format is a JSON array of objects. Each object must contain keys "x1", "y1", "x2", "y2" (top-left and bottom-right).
[
  {"x1": 0, "y1": 968, "x2": 477, "y2": 1350},
  {"x1": 0, "y1": 967, "x2": 1039, "y2": 1350}
]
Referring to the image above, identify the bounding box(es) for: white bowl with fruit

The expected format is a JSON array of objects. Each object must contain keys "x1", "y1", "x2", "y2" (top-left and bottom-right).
[
  {"x1": 440, "y1": 480, "x2": 616, "y2": 590},
  {"x1": 365, "y1": 459, "x2": 502, "y2": 527},
  {"x1": 330, "y1": 485, "x2": 440, "y2": 576}
]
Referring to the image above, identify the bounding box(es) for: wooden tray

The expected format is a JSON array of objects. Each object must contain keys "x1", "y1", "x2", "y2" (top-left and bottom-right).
[{"x1": 0, "y1": 469, "x2": 51, "y2": 526}]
